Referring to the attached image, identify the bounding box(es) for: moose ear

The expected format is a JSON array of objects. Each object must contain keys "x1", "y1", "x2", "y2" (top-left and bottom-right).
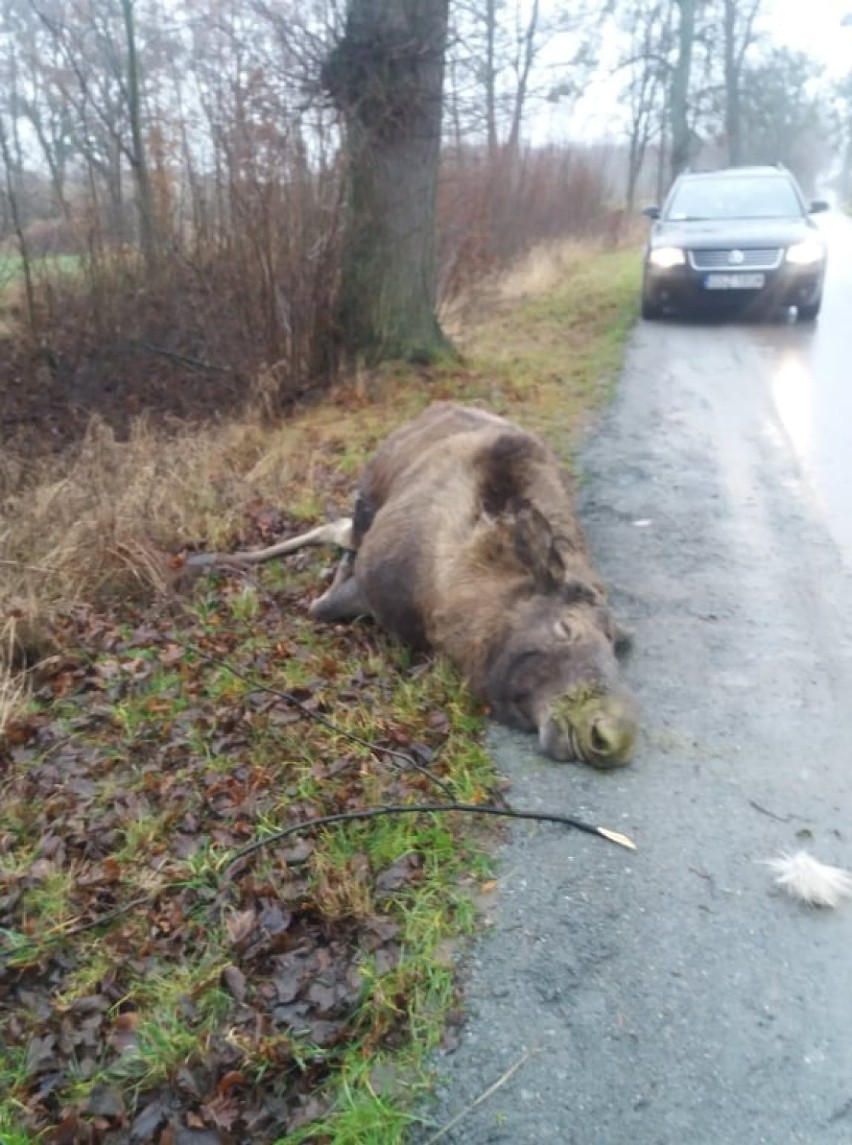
[
  {"x1": 513, "y1": 503, "x2": 564, "y2": 591},
  {"x1": 560, "y1": 576, "x2": 601, "y2": 606}
]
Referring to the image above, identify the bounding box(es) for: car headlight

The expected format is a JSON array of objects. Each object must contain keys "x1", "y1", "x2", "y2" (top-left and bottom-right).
[
  {"x1": 785, "y1": 239, "x2": 825, "y2": 266},
  {"x1": 648, "y1": 246, "x2": 686, "y2": 269}
]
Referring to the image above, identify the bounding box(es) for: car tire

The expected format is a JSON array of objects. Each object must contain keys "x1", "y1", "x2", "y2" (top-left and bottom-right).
[
  {"x1": 797, "y1": 299, "x2": 821, "y2": 322},
  {"x1": 641, "y1": 292, "x2": 663, "y2": 321}
]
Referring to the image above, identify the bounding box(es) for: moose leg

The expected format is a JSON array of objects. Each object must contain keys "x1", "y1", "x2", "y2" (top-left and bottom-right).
[
  {"x1": 186, "y1": 518, "x2": 354, "y2": 568},
  {"x1": 230, "y1": 518, "x2": 354, "y2": 563},
  {"x1": 309, "y1": 554, "x2": 370, "y2": 623}
]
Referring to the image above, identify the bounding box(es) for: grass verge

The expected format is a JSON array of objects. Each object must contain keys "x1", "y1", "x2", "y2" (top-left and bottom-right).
[{"x1": 0, "y1": 242, "x2": 641, "y2": 1141}]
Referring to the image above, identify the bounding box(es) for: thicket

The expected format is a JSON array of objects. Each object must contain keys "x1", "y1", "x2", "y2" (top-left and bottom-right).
[{"x1": 1, "y1": 142, "x2": 622, "y2": 448}]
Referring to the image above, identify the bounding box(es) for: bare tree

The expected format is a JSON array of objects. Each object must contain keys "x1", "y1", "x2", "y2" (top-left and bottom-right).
[
  {"x1": 831, "y1": 70, "x2": 852, "y2": 203},
  {"x1": 449, "y1": 0, "x2": 601, "y2": 156},
  {"x1": 669, "y1": 0, "x2": 697, "y2": 178},
  {"x1": 615, "y1": 0, "x2": 771, "y2": 188},
  {"x1": 484, "y1": 0, "x2": 499, "y2": 154},
  {"x1": 505, "y1": 0, "x2": 540, "y2": 154},
  {"x1": 615, "y1": 0, "x2": 673, "y2": 210},
  {"x1": 0, "y1": 3, "x2": 74, "y2": 219},
  {"x1": 737, "y1": 47, "x2": 827, "y2": 185},
  {"x1": 119, "y1": 0, "x2": 157, "y2": 265},
  {"x1": 0, "y1": 34, "x2": 37, "y2": 334},
  {"x1": 721, "y1": 0, "x2": 762, "y2": 165}
]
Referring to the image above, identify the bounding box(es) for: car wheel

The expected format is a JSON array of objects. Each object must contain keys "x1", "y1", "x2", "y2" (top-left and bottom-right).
[
  {"x1": 797, "y1": 299, "x2": 821, "y2": 322},
  {"x1": 641, "y1": 291, "x2": 663, "y2": 321}
]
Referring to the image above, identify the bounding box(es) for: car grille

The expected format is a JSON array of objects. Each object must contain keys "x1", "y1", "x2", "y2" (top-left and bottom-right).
[{"x1": 688, "y1": 248, "x2": 783, "y2": 271}]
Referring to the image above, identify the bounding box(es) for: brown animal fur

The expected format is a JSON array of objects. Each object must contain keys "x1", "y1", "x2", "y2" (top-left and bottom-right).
[{"x1": 311, "y1": 403, "x2": 638, "y2": 766}]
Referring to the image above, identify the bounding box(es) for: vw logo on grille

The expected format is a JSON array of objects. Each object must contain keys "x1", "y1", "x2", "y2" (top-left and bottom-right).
[{"x1": 728, "y1": 249, "x2": 745, "y2": 265}]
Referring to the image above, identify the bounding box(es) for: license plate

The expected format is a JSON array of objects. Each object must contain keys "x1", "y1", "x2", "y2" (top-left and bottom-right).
[{"x1": 704, "y1": 273, "x2": 765, "y2": 290}]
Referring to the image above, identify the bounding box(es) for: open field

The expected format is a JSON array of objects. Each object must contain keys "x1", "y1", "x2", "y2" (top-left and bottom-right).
[
  {"x1": 0, "y1": 244, "x2": 641, "y2": 1142},
  {"x1": 0, "y1": 253, "x2": 81, "y2": 337}
]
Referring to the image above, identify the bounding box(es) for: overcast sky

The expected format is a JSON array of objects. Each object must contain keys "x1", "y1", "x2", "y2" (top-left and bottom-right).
[
  {"x1": 770, "y1": 0, "x2": 851, "y2": 75},
  {"x1": 542, "y1": 0, "x2": 852, "y2": 143}
]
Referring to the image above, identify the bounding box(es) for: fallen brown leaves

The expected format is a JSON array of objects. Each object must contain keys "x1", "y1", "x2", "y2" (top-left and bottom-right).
[{"x1": 0, "y1": 537, "x2": 495, "y2": 1141}]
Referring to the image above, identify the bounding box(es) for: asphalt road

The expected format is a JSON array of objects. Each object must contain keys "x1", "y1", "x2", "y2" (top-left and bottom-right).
[
  {"x1": 416, "y1": 211, "x2": 852, "y2": 1144},
  {"x1": 760, "y1": 209, "x2": 852, "y2": 564}
]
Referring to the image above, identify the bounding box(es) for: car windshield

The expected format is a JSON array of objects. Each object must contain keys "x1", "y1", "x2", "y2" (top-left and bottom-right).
[{"x1": 665, "y1": 176, "x2": 802, "y2": 221}]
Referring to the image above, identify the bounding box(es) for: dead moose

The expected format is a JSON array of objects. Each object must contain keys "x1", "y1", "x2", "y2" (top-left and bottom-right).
[{"x1": 192, "y1": 403, "x2": 639, "y2": 767}]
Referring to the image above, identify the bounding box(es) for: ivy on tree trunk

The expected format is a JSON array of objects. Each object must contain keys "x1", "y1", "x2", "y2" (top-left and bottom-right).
[{"x1": 324, "y1": 0, "x2": 454, "y2": 364}]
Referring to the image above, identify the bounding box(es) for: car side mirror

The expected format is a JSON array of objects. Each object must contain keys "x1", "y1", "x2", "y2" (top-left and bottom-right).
[
  {"x1": 809, "y1": 199, "x2": 830, "y2": 214},
  {"x1": 642, "y1": 205, "x2": 661, "y2": 220}
]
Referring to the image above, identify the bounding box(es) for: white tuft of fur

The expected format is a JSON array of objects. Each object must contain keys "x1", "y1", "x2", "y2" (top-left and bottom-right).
[{"x1": 762, "y1": 851, "x2": 852, "y2": 908}]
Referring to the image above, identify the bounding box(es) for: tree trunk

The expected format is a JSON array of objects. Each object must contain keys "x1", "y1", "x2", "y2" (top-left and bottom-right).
[
  {"x1": 506, "y1": 0, "x2": 540, "y2": 156},
  {"x1": 669, "y1": 0, "x2": 696, "y2": 180},
  {"x1": 0, "y1": 116, "x2": 37, "y2": 338},
  {"x1": 324, "y1": 0, "x2": 453, "y2": 364},
  {"x1": 843, "y1": 135, "x2": 852, "y2": 204},
  {"x1": 484, "y1": 0, "x2": 498, "y2": 155},
  {"x1": 121, "y1": 0, "x2": 157, "y2": 267},
  {"x1": 723, "y1": 0, "x2": 761, "y2": 167},
  {"x1": 723, "y1": 0, "x2": 740, "y2": 165}
]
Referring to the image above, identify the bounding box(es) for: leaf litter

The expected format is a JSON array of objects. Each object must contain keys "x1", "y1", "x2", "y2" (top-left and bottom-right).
[{"x1": 0, "y1": 517, "x2": 498, "y2": 1142}]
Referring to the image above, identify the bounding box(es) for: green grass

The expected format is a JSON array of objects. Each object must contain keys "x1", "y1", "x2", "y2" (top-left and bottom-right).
[
  {"x1": 0, "y1": 240, "x2": 641, "y2": 1141},
  {"x1": 0, "y1": 253, "x2": 82, "y2": 281},
  {"x1": 459, "y1": 247, "x2": 640, "y2": 437}
]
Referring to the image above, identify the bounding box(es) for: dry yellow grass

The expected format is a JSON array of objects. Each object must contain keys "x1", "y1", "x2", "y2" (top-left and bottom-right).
[
  {"x1": 0, "y1": 241, "x2": 641, "y2": 670},
  {"x1": 440, "y1": 239, "x2": 586, "y2": 340},
  {"x1": 441, "y1": 233, "x2": 641, "y2": 339},
  {"x1": 0, "y1": 617, "x2": 31, "y2": 731},
  {"x1": 0, "y1": 379, "x2": 429, "y2": 660},
  {"x1": 0, "y1": 418, "x2": 287, "y2": 641},
  {"x1": 493, "y1": 238, "x2": 589, "y2": 302}
]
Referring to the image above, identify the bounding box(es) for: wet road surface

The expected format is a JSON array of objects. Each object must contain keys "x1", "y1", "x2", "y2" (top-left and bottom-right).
[
  {"x1": 416, "y1": 211, "x2": 852, "y2": 1144},
  {"x1": 759, "y1": 209, "x2": 852, "y2": 566}
]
